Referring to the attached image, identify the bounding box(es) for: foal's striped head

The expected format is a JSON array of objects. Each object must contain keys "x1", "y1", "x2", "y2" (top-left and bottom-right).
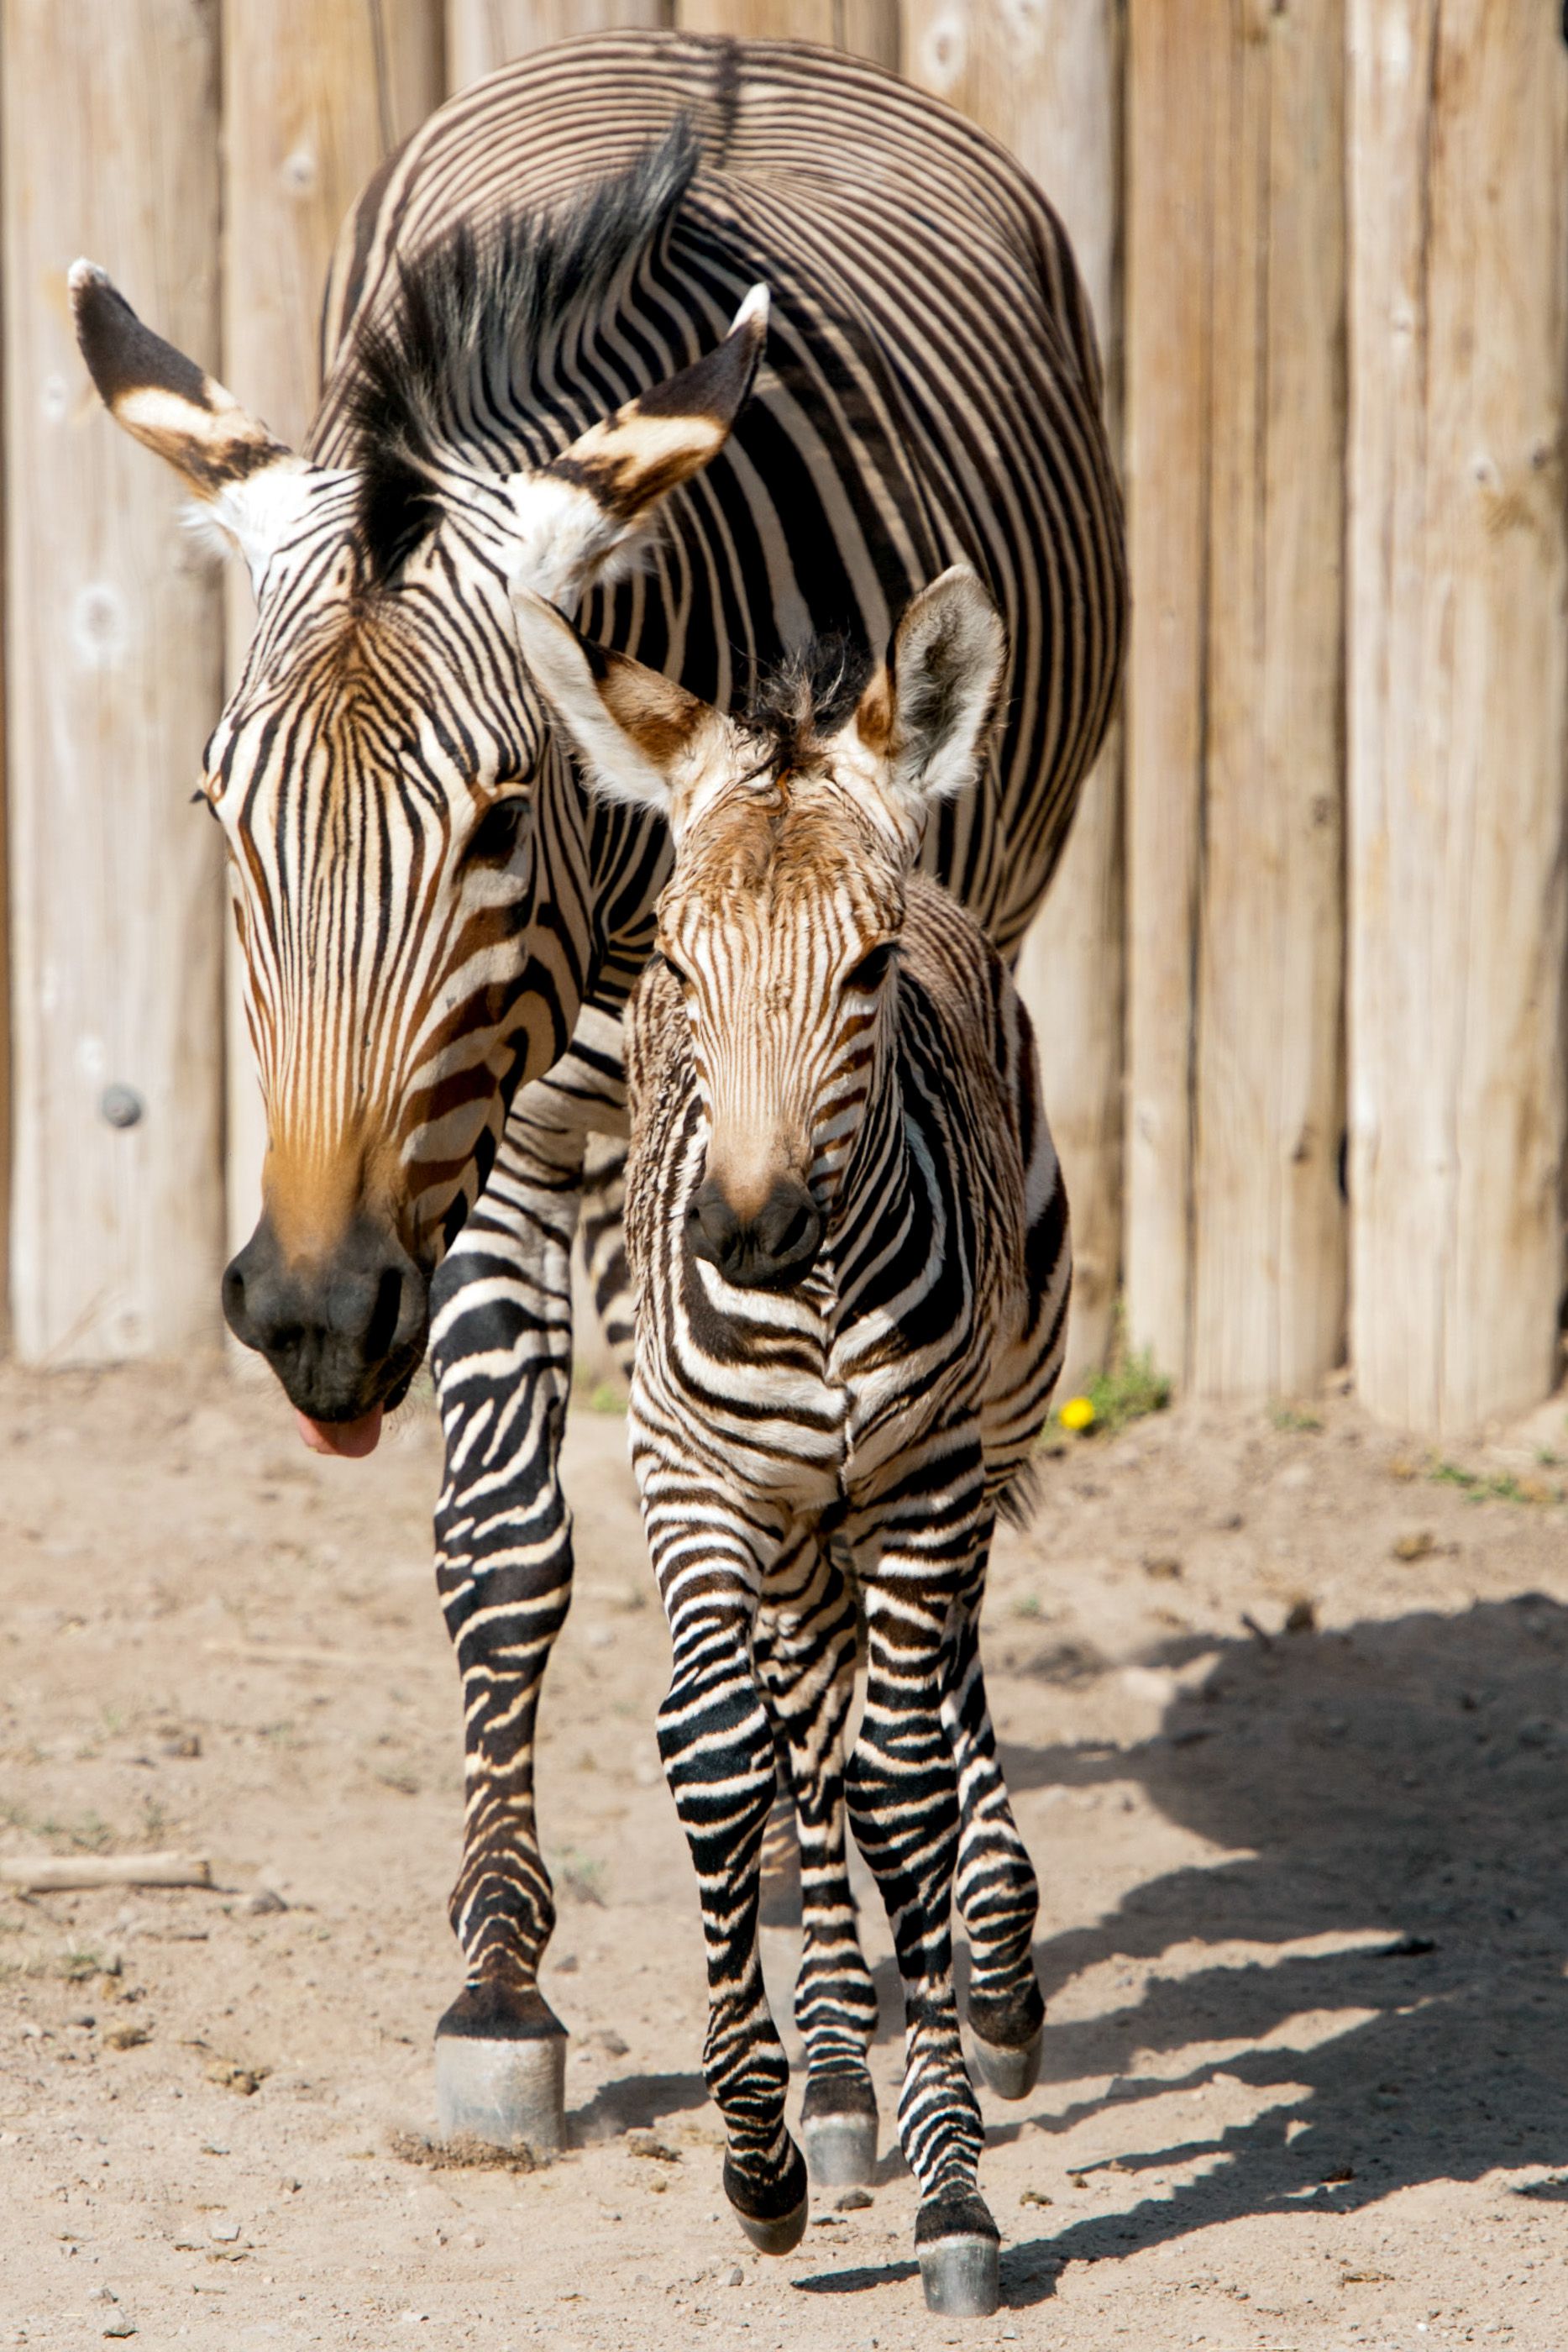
[
  {"x1": 70, "y1": 140, "x2": 765, "y2": 1439},
  {"x1": 516, "y1": 567, "x2": 1004, "y2": 1292}
]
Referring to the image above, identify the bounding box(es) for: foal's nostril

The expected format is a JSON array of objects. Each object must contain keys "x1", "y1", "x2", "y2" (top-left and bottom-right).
[
  {"x1": 767, "y1": 1195, "x2": 819, "y2": 1265},
  {"x1": 688, "y1": 1174, "x2": 821, "y2": 1289},
  {"x1": 690, "y1": 1181, "x2": 740, "y2": 1268}
]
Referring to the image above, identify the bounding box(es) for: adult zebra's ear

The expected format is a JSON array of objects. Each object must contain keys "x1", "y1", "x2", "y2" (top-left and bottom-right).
[
  {"x1": 511, "y1": 588, "x2": 711, "y2": 816},
  {"x1": 856, "y1": 564, "x2": 1007, "y2": 811},
  {"x1": 507, "y1": 285, "x2": 770, "y2": 605},
  {"x1": 70, "y1": 260, "x2": 312, "y2": 582}
]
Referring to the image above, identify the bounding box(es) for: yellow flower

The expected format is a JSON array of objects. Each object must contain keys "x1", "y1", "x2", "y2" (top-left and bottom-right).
[{"x1": 1059, "y1": 1395, "x2": 1095, "y2": 1433}]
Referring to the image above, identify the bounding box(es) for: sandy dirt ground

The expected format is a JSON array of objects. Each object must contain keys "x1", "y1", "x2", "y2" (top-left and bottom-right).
[{"x1": 3, "y1": 1355, "x2": 1568, "y2": 2352}]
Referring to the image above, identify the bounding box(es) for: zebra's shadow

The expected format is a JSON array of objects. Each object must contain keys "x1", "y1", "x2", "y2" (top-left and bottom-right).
[
  {"x1": 974, "y1": 1593, "x2": 1568, "y2": 2270},
  {"x1": 569, "y1": 2067, "x2": 711, "y2": 2145}
]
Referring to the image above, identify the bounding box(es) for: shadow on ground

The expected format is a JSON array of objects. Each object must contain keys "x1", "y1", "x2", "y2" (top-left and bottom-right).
[{"x1": 978, "y1": 1593, "x2": 1568, "y2": 2298}]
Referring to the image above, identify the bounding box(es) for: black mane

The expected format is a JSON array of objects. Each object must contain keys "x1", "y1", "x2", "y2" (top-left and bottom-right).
[{"x1": 342, "y1": 122, "x2": 699, "y2": 583}]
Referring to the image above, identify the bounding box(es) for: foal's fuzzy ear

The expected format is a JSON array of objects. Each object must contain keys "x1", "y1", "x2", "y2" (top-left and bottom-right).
[
  {"x1": 511, "y1": 589, "x2": 709, "y2": 813},
  {"x1": 71, "y1": 260, "x2": 312, "y2": 581},
  {"x1": 506, "y1": 285, "x2": 769, "y2": 603},
  {"x1": 856, "y1": 566, "x2": 1005, "y2": 811}
]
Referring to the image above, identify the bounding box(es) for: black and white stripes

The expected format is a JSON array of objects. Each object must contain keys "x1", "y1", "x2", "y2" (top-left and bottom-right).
[
  {"x1": 74, "y1": 31, "x2": 1123, "y2": 2158},
  {"x1": 518, "y1": 569, "x2": 1069, "y2": 2307}
]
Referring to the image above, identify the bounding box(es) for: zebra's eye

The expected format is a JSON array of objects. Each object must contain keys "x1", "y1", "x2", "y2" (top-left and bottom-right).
[
  {"x1": 467, "y1": 795, "x2": 529, "y2": 864},
  {"x1": 843, "y1": 941, "x2": 895, "y2": 995},
  {"x1": 191, "y1": 785, "x2": 219, "y2": 822},
  {"x1": 653, "y1": 947, "x2": 694, "y2": 989}
]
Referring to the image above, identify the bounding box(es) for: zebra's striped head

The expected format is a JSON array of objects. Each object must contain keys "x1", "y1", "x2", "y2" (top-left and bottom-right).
[
  {"x1": 70, "y1": 232, "x2": 767, "y2": 1443},
  {"x1": 516, "y1": 568, "x2": 1005, "y2": 1292}
]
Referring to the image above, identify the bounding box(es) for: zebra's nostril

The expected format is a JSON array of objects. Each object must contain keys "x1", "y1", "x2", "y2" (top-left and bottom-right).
[
  {"x1": 364, "y1": 1263, "x2": 406, "y2": 1363},
  {"x1": 221, "y1": 1258, "x2": 247, "y2": 1329}
]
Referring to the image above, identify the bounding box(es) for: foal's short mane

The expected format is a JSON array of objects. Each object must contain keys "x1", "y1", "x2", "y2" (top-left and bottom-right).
[
  {"x1": 340, "y1": 122, "x2": 700, "y2": 583},
  {"x1": 740, "y1": 634, "x2": 875, "y2": 774}
]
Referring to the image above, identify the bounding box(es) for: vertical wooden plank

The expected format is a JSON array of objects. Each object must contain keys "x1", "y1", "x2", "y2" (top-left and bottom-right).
[
  {"x1": 1189, "y1": 3, "x2": 1345, "y2": 1396},
  {"x1": 220, "y1": 1, "x2": 444, "y2": 1261},
  {"x1": 674, "y1": 0, "x2": 898, "y2": 69},
  {"x1": 1347, "y1": 3, "x2": 1568, "y2": 1433},
  {"x1": 1125, "y1": 0, "x2": 1345, "y2": 1400},
  {"x1": 1122, "y1": 0, "x2": 1212, "y2": 1385},
  {"x1": 3, "y1": 0, "x2": 224, "y2": 1360},
  {"x1": 0, "y1": 15, "x2": 8, "y2": 1345},
  {"x1": 448, "y1": 0, "x2": 669, "y2": 87},
  {"x1": 904, "y1": 0, "x2": 1123, "y2": 1391}
]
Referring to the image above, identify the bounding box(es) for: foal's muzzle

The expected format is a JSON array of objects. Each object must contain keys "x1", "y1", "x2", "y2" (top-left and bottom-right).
[{"x1": 688, "y1": 1173, "x2": 822, "y2": 1291}]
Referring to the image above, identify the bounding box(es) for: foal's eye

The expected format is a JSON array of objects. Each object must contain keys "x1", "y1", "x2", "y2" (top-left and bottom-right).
[
  {"x1": 466, "y1": 795, "x2": 529, "y2": 864},
  {"x1": 653, "y1": 947, "x2": 694, "y2": 989},
  {"x1": 843, "y1": 942, "x2": 896, "y2": 995}
]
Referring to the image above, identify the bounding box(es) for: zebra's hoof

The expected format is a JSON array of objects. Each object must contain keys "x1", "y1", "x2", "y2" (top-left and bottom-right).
[
  {"x1": 967, "y1": 1982, "x2": 1046, "y2": 2102},
  {"x1": 802, "y1": 2108, "x2": 878, "y2": 2187},
  {"x1": 918, "y1": 2233, "x2": 1001, "y2": 2316},
  {"x1": 725, "y1": 2145, "x2": 809, "y2": 2255},
  {"x1": 915, "y1": 2189, "x2": 1001, "y2": 2317},
  {"x1": 434, "y1": 1987, "x2": 568, "y2": 2160},
  {"x1": 800, "y1": 2076, "x2": 878, "y2": 2187},
  {"x1": 736, "y1": 2191, "x2": 809, "y2": 2255},
  {"x1": 970, "y1": 2020, "x2": 1043, "y2": 2101}
]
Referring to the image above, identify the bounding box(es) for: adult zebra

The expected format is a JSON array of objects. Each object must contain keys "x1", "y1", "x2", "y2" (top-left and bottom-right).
[{"x1": 72, "y1": 32, "x2": 1124, "y2": 2155}]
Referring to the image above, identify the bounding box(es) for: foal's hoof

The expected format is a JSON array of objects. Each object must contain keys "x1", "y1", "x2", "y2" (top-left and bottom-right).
[
  {"x1": 915, "y1": 2190, "x2": 1002, "y2": 2318},
  {"x1": 725, "y1": 2144, "x2": 809, "y2": 2255},
  {"x1": 969, "y1": 2020, "x2": 1044, "y2": 2101},
  {"x1": 434, "y1": 1985, "x2": 568, "y2": 2160},
  {"x1": 800, "y1": 2075, "x2": 878, "y2": 2187},
  {"x1": 968, "y1": 1982, "x2": 1046, "y2": 2100}
]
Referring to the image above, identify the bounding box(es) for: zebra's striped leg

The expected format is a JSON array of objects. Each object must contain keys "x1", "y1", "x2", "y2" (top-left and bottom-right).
[
  {"x1": 753, "y1": 1537, "x2": 879, "y2": 2187},
  {"x1": 846, "y1": 1481, "x2": 1000, "y2": 2318},
  {"x1": 579, "y1": 1135, "x2": 636, "y2": 1383},
  {"x1": 428, "y1": 1104, "x2": 585, "y2": 2158},
  {"x1": 644, "y1": 1484, "x2": 807, "y2": 2253},
  {"x1": 942, "y1": 1578, "x2": 1046, "y2": 2099}
]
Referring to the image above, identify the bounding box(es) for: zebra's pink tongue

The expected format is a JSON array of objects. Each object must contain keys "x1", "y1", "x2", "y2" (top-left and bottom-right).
[{"x1": 295, "y1": 1406, "x2": 384, "y2": 1458}]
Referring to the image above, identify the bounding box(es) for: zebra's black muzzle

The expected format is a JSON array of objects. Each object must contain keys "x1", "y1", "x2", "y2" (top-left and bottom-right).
[
  {"x1": 223, "y1": 1213, "x2": 429, "y2": 1422},
  {"x1": 688, "y1": 1173, "x2": 822, "y2": 1293}
]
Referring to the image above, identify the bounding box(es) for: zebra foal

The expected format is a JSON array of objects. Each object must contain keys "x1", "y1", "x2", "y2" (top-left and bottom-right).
[{"x1": 515, "y1": 565, "x2": 1069, "y2": 2315}]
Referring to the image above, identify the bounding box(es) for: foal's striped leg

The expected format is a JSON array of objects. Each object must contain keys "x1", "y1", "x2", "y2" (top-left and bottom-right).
[
  {"x1": 942, "y1": 1572, "x2": 1046, "y2": 2097},
  {"x1": 753, "y1": 1531, "x2": 879, "y2": 2185},
  {"x1": 846, "y1": 1447, "x2": 1001, "y2": 2315},
  {"x1": 639, "y1": 1459, "x2": 807, "y2": 2253}
]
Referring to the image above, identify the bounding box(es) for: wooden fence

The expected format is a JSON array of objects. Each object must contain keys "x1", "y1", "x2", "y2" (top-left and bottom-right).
[{"x1": 2, "y1": 1, "x2": 1565, "y2": 1435}]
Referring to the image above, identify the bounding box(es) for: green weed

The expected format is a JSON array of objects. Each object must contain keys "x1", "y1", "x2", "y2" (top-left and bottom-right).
[
  {"x1": 1064, "y1": 1347, "x2": 1172, "y2": 1439},
  {"x1": 1429, "y1": 1461, "x2": 1560, "y2": 1507}
]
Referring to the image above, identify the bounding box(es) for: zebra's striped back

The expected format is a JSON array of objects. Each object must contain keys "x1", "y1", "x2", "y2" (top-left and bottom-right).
[{"x1": 318, "y1": 33, "x2": 1124, "y2": 961}]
